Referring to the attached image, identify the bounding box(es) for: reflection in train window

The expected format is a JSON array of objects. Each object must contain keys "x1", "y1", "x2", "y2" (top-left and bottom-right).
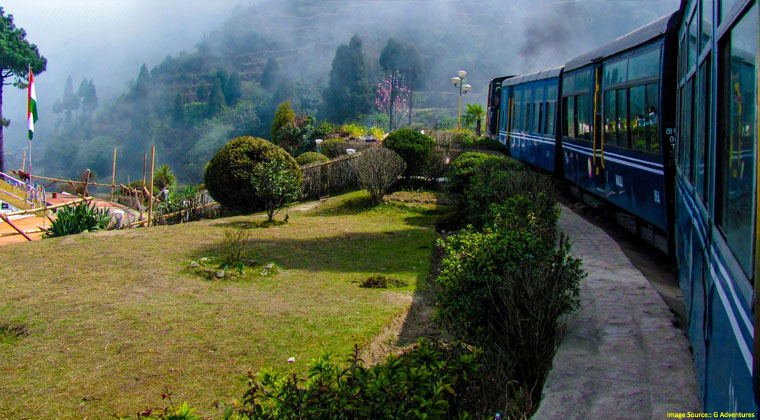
[
  {"x1": 546, "y1": 102, "x2": 556, "y2": 136},
  {"x1": 717, "y1": 4, "x2": 757, "y2": 276},
  {"x1": 628, "y1": 48, "x2": 661, "y2": 81},
  {"x1": 576, "y1": 94, "x2": 591, "y2": 140},
  {"x1": 696, "y1": 60, "x2": 710, "y2": 205},
  {"x1": 701, "y1": 0, "x2": 712, "y2": 52}
]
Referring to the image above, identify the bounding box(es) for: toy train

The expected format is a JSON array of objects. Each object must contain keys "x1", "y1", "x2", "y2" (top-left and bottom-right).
[{"x1": 486, "y1": 0, "x2": 758, "y2": 414}]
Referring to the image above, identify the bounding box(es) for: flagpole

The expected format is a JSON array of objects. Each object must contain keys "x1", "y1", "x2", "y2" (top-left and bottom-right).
[{"x1": 28, "y1": 64, "x2": 33, "y2": 206}]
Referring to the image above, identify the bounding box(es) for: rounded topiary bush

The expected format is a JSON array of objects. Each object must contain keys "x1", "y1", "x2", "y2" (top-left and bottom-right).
[
  {"x1": 296, "y1": 152, "x2": 330, "y2": 166},
  {"x1": 383, "y1": 129, "x2": 436, "y2": 178},
  {"x1": 204, "y1": 136, "x2": 302, "y2": 211}
]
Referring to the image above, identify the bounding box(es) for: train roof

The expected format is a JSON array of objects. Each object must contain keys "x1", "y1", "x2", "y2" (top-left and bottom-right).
[
  {"x1": 501, "y1": 65, "x2": 563, "y2": 87},
  {"x1": 564, "y1": 11, "x2": 680, "y2": 72}
]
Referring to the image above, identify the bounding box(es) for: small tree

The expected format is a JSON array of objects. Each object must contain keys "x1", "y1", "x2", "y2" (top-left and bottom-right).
[
  {"x1": 153, "y1": 164, "x2": 176, "y2": 192},
  {"x1": 463, "y1": 104, "x2": 486, "y2": 135},
  {"x1": 272, "y1": 100, "x2": 296, "y2": 143},
  {"x1": 352, "y1": 147, "x2": 406, "y2": 205},
  {"x1": 251, "y1": 159, "x2": 302, "y2": 221}
]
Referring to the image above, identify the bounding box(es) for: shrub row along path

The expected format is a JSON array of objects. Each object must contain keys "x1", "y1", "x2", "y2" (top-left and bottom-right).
[{"x1": 534, "y1": 205, "x2": 700, "y2": 419}]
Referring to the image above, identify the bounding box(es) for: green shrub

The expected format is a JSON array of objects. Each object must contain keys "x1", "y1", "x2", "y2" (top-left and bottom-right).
[
  {"x1": 44, "y1": 201, "x2": 110, "y2": 238},
  {"x1": 218, "y1": 228, "x2": 251, "y2": 268},
  {"x1": 271, "y1": 100, "x2": 295, "y2": 143},
  {"x1": 238, "y1": 339, "x2": 481, "y2": 419},
  {"x1": 310, "y1": 121, "x2": 340, "y2": 141},
  {"x1": 296, "y1": 152, "x2": 330, "y2": 166},
  {"x1": 383, "y1": 129, "x2": 436, "y2": 179},
  {"x1": 251, "y1": 159, "x2": 303, "y2": 221},
  {"x1": 204, "y1": 136, "x2": 302, "y2": 212},
  {"x1": 320, "y1": 139, "x2": 370, "y2": 159},
  {"x1": 463, "y1": 165, "x2": 558, "y2": 228},
  {"x1": 447, "y1": 152, "x2": 517, "y2": 199},
  {"x1": 359, "y1": 274, "x2": 408, "y2": 288},
  {"x1": 435, "y1": 216, "x2": 584, "y2": 397},
  {"x1": 455, "y1": 134, "x2": 508, "y2": 153},
  {"x1": 351, "y1": 146, "x2": 406, "y2": 204}
]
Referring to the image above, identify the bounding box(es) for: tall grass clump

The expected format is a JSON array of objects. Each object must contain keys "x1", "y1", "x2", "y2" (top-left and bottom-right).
[{"x1": 44, "y1": 201, "x2": 110, "y2": 238}]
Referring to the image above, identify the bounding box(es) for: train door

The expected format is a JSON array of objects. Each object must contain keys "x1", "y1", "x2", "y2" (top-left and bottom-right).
[{"x1": 592, "y1": 64, "x2": 606, "y2": 194}]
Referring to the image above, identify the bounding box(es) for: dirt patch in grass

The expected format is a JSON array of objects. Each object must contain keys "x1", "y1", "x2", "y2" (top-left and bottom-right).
[
  {"x1": 358, "y1": 275, "x2": 408, "y2": 289},
  {"x1": 0, "y1": 323, "x2": 27, "y2": 344}
]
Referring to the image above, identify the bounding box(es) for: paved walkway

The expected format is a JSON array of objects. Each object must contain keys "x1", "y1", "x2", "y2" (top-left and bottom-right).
[{"x1": 533, "y1": 205, "x2": 700, "y2": 419}]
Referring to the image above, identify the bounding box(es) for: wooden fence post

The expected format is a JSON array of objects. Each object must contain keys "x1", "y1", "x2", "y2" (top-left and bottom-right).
[
  {"x1": 148, "y1": 146, "x2": 155, "y2": 227},
  {"x1": 142, "y1": 152, "x2": 147, "y2": 201},
  {"x1": 110, "y1": 148, "x2": 117, "y2": 202},
  {"x1": 82, "y1": 169, "x2": 91, "y2": 198}
]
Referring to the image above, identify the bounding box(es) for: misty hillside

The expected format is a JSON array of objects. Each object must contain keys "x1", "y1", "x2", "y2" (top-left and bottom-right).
[{"x1": 36, "y1": 0, "x2": 680, "y2": 185}]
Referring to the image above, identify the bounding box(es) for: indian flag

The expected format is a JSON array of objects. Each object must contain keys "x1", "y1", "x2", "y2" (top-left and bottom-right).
[{"x1": 27, "y1": 69, "x2": 37, "y2": 140}]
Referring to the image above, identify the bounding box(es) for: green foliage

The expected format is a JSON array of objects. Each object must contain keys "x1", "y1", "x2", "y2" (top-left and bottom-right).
[
  {"x1": 322, "y1": 34, "x2": 372, "y2": 123},
  {"x1": 278, "y1": 114, "x2": 317, "y2": 156},
  {"x1": 224, "y1": 71, "x2": 242, "y2": 106},
  {"x1": 44, "y1": 201, "x2": 110, "y2": 238},
  {"x1": 260, "y1": 57, "x2": 281, "y2": 89},
  {"x1": 435, "y1": 217, "x2": 584, "y2": 396},
  {"x1": 359, "y1": 274, "x2": 407, "y2": 288},
  {"x1": 319, "y1": 139, "x2": 370, "y2": 159},
  {"x1": 153, "y1": 164, "x2": 176, "y2": 191},
  {"x1": 351, "y1": 146, "x2": 406, "y2": 205},
  {"x1": 271, "y1": 100, "x2": 296, "y2": 144},
  {"x1": 77, "y1": 78, "x2": 98, "y2": 114},
  {"x1": 204, "y1": 136, "x2": 302, "y2": 212},
  {"x1": 447, "y1": 152, "x2": 516, "y2": 199},
  {"x1": 219, "y1": 228, "x2": 251, "y2": 268},
  {"x1": 237, "y1": 339, "x2": 481, "y2": 419},
  {"x1": 340, "y1": 123, "x2": 367, "y2": 138},
  {"x1": 118, "y1": 400, "x2": 202, "y2": 420},
  {"x1": 207, "y1": 78, "x2": 225, "y2": 117},
  {"x1": 382, "y1": 129, "x2": 436, "y2": 179},
  {"x1": 296, "y1": 152, "x2": 329, "y2": 166},
  {"x1": 309, "y1": 121, "x2": 339, "y2": 141},
  {"x1": 455, "y1": 134, "x2": 507, "y2": 153},
  {"x1": 462, "y1": 104, "x2": 485, "y2": 130},
  {"x1": 250, "y1": 159, "x2": 303, "y2": 221}
]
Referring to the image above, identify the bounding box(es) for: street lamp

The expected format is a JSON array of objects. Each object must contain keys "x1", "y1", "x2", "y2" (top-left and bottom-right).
[{"x1": 450, "y1": 70, "x2": 471, "y2": 133}]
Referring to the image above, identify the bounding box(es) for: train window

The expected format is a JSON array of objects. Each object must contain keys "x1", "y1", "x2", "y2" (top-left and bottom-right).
[
  {"x1": 536, "y1": 103, "x2": 543, "y2": 133},
  {"x1": 564, "y1": 97, "x2": 576, "y2": 138},
  {"x1": 630, "y1": 86, "x2": 649, "y2": 151},
  {"x1": 575, "y1": 70, "x2": 591, "y2": 93},
  {"x1": 617, "y1": 89, "x2": 629, "y2": 148},
  {"x1": 604, "y1": 59, "x2": 627, "y2": 86},
  {"x1": 628, "y1": 48, "x2": 661, "y2": 81},
  {"x1": 717, "y1": 4, "x2": 757, "y2": 276},
  {"x1": 576, "y1": 94, "x2": 591, "y2": 140},
  {"x1": 604, "y1": 91, "x2": 617, "y2": 146},
  {"x1": 719, "y1": 0, "x2": 740, "y2": 23},
  {"x1": 546, "y1": 102, "x2": 556, "y2": 135},
  {"x1": 526, "y1": 103, "x2": 532, "y2": 132},
  {"x1": 701, "y1": 0, "x2": 712, "y2": 52},
  {"x1": 647, "y1": 84, "x2": 660, "y2": 153},
  {"x1": 684, "y1": 79, "x2": 695, "y2": 180},
  {"x1": 696, "y1": 60, "x2": 711, "y2": 204},
  {"x1": 688, "y1": 12, "x2": 698, "y2": 70}
]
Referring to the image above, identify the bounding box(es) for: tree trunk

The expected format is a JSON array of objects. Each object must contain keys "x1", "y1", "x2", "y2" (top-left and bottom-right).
[
  {"x1": 408, "y1": 84, "x2": 414, "y2": 127},
  {"x1": 389, "y1": 71, "x2": 396, "y2": 132},
  {"x1": 0, "y1": 81, "x2": 5, "y2": 174}
]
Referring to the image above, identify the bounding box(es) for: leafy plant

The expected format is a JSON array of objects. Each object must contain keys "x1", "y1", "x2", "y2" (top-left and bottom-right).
[
  {"x1": 462, "y1": 103, "x2": 485, "y2": 131},
  {"x1": 219, "y1": 229, "x2": 251, "y2": 268},
  {"x1": 44, "y1": 201, "x2": 110, "y2": 238},
  {"x1": 237, "y1": 339, "x2": 482, "y2": 419},
  {"x1": 340, "y1": 123, "x2": 368, "y2": 138},
  {"x1": 204, "y1": 136, "x2": 302, "y2": 212},
  {"x1": 359, "y1": 274, "x2": 407, "y2": 288},
  {"x1": 296, "y1": 152, "x2": 329, "y2": 166},
  {"x1": 153, "y1": 164, "x2": 176, "y2": 192},
  {"x1": 319, "y1": 139, "x2": 370, "y2": 159},
  {"x1": 251, "y1": 160, "x2": 302, "y2": 222},
  {"x1": 382, "y1": 128, "x2": 436, "y2": 180},
  {"x1": 271, "y1": 100, "x2": 296, "y2": 144},
  {"x1": 351, "y1": 146, "x2": 406, "y2": 205}
]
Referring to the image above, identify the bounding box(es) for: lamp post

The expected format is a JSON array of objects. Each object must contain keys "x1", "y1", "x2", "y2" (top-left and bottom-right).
[{"x1": 450, "y1": 70, "x2": 471, "y2": 133}]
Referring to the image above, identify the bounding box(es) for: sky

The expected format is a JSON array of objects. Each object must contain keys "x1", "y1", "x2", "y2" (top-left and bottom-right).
[{"x1": 1, "y1": 0, "x2": 681, "y2": 157}]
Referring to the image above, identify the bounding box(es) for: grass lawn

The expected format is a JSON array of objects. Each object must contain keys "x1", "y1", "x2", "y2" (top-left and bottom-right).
[{"x1": 0, "y1": 191, "x2": 441, "y2": 419}]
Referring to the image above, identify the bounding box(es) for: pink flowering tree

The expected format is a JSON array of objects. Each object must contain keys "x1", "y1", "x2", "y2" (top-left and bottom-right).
[{"x1": 375, "y1": 71, "x2": 410, "y2": 131}]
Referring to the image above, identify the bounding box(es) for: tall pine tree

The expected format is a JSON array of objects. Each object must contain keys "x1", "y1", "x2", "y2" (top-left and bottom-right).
[{"x1": 322, "y1": 34, "x2": 372, "y2": 123}]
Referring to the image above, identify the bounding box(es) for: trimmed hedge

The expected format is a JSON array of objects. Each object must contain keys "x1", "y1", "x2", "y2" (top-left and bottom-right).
[
  {"x1": 204, "y1": 136, "x2": 301, "y2": 211},
  {"x1": 296, "y1": 152, "x2": 330, "y2": 166},
  {"x1": 383, "y1": 129, "x2": 436, "y2": 178}
]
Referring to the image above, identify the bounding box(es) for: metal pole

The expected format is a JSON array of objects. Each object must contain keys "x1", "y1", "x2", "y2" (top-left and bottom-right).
[{"x1": 457, "y1": 83, "x2": 462, "y2": 133}]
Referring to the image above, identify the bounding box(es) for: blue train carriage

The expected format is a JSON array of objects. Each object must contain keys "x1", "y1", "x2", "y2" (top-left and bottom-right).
[
  {"x1": 497, "y1": 66, "x2": 563, "y2": 173},
  {"x1": 486, "y1": 76, "x2": 513, "y2": 138},
  {"x1": 675, "y1": 0, "x2": 759, "y2": 413},
  {"x1": 560, "y1": 12, "x2": 682, "y2": 255}
]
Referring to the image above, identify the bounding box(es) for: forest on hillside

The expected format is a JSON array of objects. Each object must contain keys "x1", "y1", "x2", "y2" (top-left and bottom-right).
[{"x1": 35, "y1": 0, "x2": 679, "y2": 184}]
